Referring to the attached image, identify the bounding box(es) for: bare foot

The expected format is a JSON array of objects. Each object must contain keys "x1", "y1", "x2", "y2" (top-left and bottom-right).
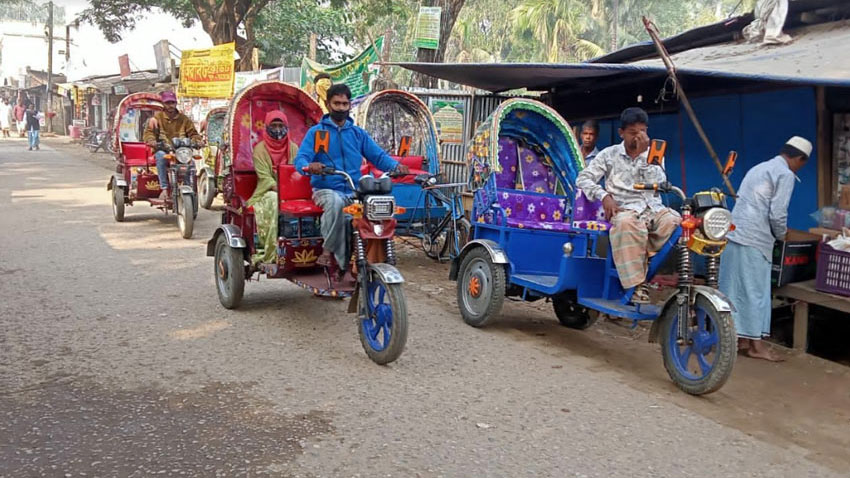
[
  {"x1": 316, "y1": 251, "x2": 333, "y2": 267},
  {"x1": 737, "y1": 338, "x2": 750, "y2": 354},
  {"x1": 745, "y1": 341, "x2": 784, "y2": 362}
]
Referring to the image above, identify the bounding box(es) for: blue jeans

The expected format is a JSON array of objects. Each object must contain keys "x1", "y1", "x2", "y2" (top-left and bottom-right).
[
  {"x1": 155, "y1": 150, "x2": 195, "y2": 191},
  {"x1": 28, "y1": 130, "x2": 39, "y2": 149}
]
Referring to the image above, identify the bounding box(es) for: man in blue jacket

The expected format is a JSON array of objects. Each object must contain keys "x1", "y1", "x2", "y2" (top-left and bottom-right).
[{"x1": 294, "y1": 83, "x2": 409, "y2": 272}]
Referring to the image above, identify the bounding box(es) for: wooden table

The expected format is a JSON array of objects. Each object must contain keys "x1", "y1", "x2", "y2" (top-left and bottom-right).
[{"x1": 773, "y1": 279, "x2": 850, "y2": 351}]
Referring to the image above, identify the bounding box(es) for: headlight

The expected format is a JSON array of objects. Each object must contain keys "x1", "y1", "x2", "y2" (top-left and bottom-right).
[
  {"x1": 176, "y1": 148, "x2": 192, "y2": 164},
  {"x1": 365, "y1": 196, "x2": 395, "y2": 221},
  {"x1": 701, "y1": 207, "x2": 732, "y2": 240}
]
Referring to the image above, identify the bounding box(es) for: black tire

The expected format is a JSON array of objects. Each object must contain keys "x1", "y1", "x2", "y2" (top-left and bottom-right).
[
  {"x1": 199, "y1": 172, "x2": 216, "y2": 209},
  {"x1": 177, "y1": 192, "x2": 194, "y2": 239},
  {"x1": 553, "y1": 291, "x2": 598, "y2": 329},
  {"x1": 214, "y1": 234, "x2": 245, "y2": 309},
  {"x1": 112, "y1": 185, "x2": 125, "y2": 222},
  {"x1": 440, "y1": 217, "x2": 471, "y2": 260},
  {"x1": 659, "y1": 295, "x2": 736, "y2": 395},
  {"x1": 358, "y1": 272, "x2": 408, "y2": 365},
  {"x1": 456, "y1": 247, "x2": 506, "y2": 327}
]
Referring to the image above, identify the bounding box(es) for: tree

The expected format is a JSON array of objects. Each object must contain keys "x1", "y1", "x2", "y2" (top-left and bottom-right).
[
  {"x1": 255, "y1": 0, "x2": 352, "y2": 66},
  {"x1": 80, "y1": 0, "x2": 271, "y2": 71},
  {"x1": 511, "y1": 0, "x2": 603, "y2": 63},
  {"x1": 411, "y1": 0, "x2": 467, "y2": 87}
]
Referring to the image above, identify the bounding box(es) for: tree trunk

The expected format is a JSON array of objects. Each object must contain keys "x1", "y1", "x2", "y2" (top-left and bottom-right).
[
  {"x1": 412, "y1": 0, "x2": 466, "y2": 88},
  {"x1": 192, "y1": 0, "x2": 268, "y2": 71}
]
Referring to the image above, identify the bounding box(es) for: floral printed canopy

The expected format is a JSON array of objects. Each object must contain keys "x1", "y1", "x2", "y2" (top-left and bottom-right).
[
  {"x1": 467, "y1": 98, "x2": 584, "y2": 197},
  {"x1": 353, "y1": 89, "x2": 440, "y2": 174},
  {"x1": 228, "y1": 81, "x2": 324, "y2": 172}
]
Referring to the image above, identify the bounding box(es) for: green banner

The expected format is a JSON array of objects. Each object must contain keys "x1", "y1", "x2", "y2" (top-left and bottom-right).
[
  {"x1": 301, "y1": 37, "x2": 384, "y2": 99},
  {"x1": 414, "y1": 6, "x2": 441, "y2": 50}
]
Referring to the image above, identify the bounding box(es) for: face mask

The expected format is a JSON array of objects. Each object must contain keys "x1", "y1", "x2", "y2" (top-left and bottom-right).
[
  {"x1": 330, "y1": 109, "x2": 349, "y2": 122},
  {"x1": 267, "y1": 124, "x2": 288, "y2": 140}
]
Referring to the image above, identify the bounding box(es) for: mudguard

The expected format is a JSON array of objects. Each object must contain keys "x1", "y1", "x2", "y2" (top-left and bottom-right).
[
  {"x1": 648, "y1": 286, "x2": 736, "y2": 343},
  {"x1": 178, "y1": 184, "x2": 194, "y2": 196},
  {"x1": 107, "y1": 175, "x2": 127, "y2": 190},
  {"x1": 449, "y1": 239, "x2": 509, "y2": 281},
  {"x1": 206, "y1": 224, "x2": 247, "y2": 256},
  {"x1": 369, "y1": 263, "x2": 405, "y2": 284}
]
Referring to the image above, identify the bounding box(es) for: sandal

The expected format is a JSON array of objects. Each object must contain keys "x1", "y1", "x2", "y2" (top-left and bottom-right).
[{"x1": 631, "y1": 283, "x2": 651, "y2": 304}]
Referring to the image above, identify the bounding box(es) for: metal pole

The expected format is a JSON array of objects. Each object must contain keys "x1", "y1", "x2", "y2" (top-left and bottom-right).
[
  {"x1": 642, "y1": 17, "x2": 736, "y2": 196},
  {"x1": 46, "y1": 1, "x2": 54, "y2": 133}
]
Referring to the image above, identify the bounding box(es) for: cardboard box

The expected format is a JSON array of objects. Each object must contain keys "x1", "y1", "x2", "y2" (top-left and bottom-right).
[
  {"x1": 772, "y1": 229, "x2": 820, "y2": 287},
  {"x1": 809, "y1": 227, "x2": 843, "y2": 240},
  {"x1": 840, "y1": 186, "x2": 850, "y2": 211}
]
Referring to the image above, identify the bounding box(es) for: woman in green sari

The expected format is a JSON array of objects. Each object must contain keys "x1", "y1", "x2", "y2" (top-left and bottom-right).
[{"x1": 246, "y1": 110, "x2": 300, "y2": 264}]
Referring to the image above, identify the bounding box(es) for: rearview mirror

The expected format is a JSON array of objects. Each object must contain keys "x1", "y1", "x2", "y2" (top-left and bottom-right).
[
  {"x1": 722, "y1": 151, "x2": 738, "y2": 176},
  {"x1": 647, "y1": 139, "x2": 666, "y2": 166}
]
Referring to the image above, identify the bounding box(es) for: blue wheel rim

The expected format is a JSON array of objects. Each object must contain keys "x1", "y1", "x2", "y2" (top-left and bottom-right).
[
  {"x1": 668, "y1": 305, "x2": 719, "y2": 381},
  {"x1": 362, "y1": 279, "x2": 393, "y2": 352}
]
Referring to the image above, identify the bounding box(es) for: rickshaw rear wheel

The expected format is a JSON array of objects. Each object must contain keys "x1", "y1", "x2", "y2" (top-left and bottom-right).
[
  {"x1": 358, "y1": 271, "x2": 408, "y2": 365},
  {"x1": 553, "y1": 291, "x2": 598, "y2": 329},
  {"x1": 177, "y1": 192, "x2": 194, "y2": 239},
  {"x1": 112, "y1": 185, "x2": 125, "y2": 222},
  {"x1": 457, "y1": 247, "x2": 505, "y2": 328},
  {"x1": 199, "y1": 172, "x2": 216, "y2": 209},
  {"x1": 214, "y1": 234, "x2": 245, "y2": 309},
  {"x1": 660, "y1": 295, "x2": 736, "y2": 395}
]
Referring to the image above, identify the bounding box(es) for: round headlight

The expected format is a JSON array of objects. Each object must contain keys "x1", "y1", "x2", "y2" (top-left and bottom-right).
[
  {"x1": 176, "y1": 148, "x2": 192, "y2": 164},
  {"x1": 701, "y1": 208, "x2": 732, "y2": 240}
]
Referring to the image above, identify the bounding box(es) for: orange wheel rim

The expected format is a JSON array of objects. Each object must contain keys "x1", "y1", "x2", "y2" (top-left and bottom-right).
[{"x1": 468, "y1": 276, "x2": 481, "y2": 298}]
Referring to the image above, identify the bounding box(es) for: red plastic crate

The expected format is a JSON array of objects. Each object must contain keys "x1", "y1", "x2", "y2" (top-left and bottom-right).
[{"x1": 815, "y1": 243, "x2": 850, "y2": 297}]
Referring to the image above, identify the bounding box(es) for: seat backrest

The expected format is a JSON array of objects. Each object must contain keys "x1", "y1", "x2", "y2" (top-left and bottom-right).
[
  {"x1": 122, "y1": 142, "x2": 151, "y2": 166},
  {"x1": 234, "y1": 171, "x2": 258, "y2": 203},
  {"x1": 573, "y1": 190, "x2": 606, "y2": 222},
  {"x1": 278, "y1": 164, "x2": 313, "y2": 200},
  {"x1": 496, "y1": 137, "x2": 519, "y2": 189},
  {"x1": 516, "y1": 143, "x2": 556, "y2": 194}
]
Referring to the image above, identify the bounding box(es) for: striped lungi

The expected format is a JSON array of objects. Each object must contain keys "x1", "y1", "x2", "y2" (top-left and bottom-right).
[{"x1": 610, "y1": 208, "x2": 681, "y2": 289}]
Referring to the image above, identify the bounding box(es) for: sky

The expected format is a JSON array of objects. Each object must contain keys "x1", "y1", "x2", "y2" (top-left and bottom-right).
[{"x1": 54, "y1": 0, "x2": 213, "y2": 80}]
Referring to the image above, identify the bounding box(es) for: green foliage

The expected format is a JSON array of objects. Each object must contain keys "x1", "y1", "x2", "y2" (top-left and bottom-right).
[
  {"x1": 255, "y1": 0, "x2": 353, "y2": 65},
  {"x1": 0, "y1": 0, "x2": 65, "y2": 25}
]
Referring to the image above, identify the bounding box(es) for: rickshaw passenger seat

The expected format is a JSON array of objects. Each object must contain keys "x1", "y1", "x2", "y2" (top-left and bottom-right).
[
  {"x1": 278, "y1": 164, "x2": 323, "y2": 217},
  {"x1": 368, "y1": 155, "x2": 428, "y2": 184},
  {"x1": 122, "y1": 142, "x2": 153, "y2": 167}
]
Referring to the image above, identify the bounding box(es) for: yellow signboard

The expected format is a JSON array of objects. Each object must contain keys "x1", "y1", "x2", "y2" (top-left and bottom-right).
[{"x1": 179, "y1": 43, "x2": 236, "y2": 99}]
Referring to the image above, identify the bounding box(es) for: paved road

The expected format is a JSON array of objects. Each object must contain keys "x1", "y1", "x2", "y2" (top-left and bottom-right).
[{"x1": 1, "y1": 137, "x2": 848, "y2": 477}]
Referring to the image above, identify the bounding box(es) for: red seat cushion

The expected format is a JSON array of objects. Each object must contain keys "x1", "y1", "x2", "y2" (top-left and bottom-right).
[
  {"x1": 280, "y1": 199, "x2": 323, "y2": 217},
  {"x1": 234, "y1": 172, "x2": 258, "y2": 203},
  {"x1": 122, "y1": 142, "x2": 153, "y2": 167},
  {"x1": 391, "y1": 155, "x2": 425, "y2": 171}
]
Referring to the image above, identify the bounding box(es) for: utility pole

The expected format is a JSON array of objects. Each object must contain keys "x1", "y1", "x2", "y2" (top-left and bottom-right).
[{"x1": 45, "y1": 1, "x2": 54, "y2": 133}]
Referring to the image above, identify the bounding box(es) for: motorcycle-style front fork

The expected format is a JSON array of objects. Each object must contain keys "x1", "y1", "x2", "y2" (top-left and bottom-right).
[
  {"x1": 676, "y1": 205, "x2": 694, "y2": 344},
  {"x1": 352, "y1": 230, "x2": 397, "y2": 319}
]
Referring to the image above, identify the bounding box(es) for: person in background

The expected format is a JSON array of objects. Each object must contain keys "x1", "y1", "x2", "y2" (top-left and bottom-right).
[
  {"x1": 142, "y1": 91, "x2": 202, "y2": 200},
  {"x1": 580, "y1": 119, "x2": 600, "y2": 163},
  {"x1": 25, "y1": 103, "x2": 40, "y2": 151},
  {"x1": 14, "y1": 99, "x2": 27, "y2": 138},
  {"x1": 0, "y1": 97, "x2": 11, "y2": 138},
  {"x1": 719, "y1": 136, "x2": 811, "y2": 362},
  {"x1": 313, "y1": 73, "x2": 333, "y2": 114}
]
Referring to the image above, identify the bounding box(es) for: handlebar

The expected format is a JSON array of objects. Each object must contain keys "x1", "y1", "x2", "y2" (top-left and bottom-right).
[{"x1": 633, "y1": 181, "x2": 686, "y2": 201}]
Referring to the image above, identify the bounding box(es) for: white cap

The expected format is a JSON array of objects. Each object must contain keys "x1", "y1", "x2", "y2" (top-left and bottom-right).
[{"x1": 785, "y1": 136, "x2": 812, "y2": 158}]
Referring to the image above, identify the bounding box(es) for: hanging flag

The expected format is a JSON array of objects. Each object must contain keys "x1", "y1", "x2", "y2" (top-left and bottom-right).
[
  {"x1": 179, "y1": 43, "x2": 236, "y2": 99},
  {"x1": 300, "y1": 37, "x2": 384, "y2": 98}
]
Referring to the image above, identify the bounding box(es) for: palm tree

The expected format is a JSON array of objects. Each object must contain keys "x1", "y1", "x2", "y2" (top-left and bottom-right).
[{"x1": 511, "y1": 0, "x2": 603, "y2": 62}]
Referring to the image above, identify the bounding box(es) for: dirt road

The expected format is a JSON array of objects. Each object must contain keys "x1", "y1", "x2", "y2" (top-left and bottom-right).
[{"x1": 1, "y1": 137, "x2": 848, "y2": 477}]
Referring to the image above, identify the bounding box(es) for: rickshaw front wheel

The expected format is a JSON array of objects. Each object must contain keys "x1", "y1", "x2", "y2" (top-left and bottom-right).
[
  {"x1": 553, "y1": 291, "x2": 598, "y2": 329},
  {"x1": 214, "y1": 234, "x2": 245, "y2": 309},
  {"x1": 112, "y1": 185, "x2": 125, "y2": 222},
  {"x1": 457, "y1": 248, "x2": 505, "y2": 328},
  {"x1": 660, "y1": 295, "x2": 736, "y2": 395},
  {"x1": 358, "y1": 271, "x2": 408, "y2": 365},
  {"x1": 177, "y1": 192, "x2": 195, "y2": 239}
]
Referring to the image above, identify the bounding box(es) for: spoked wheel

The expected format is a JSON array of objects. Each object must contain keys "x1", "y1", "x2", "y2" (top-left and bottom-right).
[
  {"x1": 439, "y1": 217, "x2": 471, "y2": 261},
  {"x1": 177, "y1": 192, "x2": 195, "y2": 239},
  {"x1": 112, "y1": 185, "x2": 125, "y2": 222},
  {"x1": 358, "y1": 271, "x2": 408, "y2": 365},
  {"x1": 660, "y1": 295, "x2": 736, "y2": 395},
  {"x1": 456, "y1": 248, "x2": 505, "y2": 327},
  {"x1": 199, "y1": 172, "x2": 217, "y2": 209},
  {"x1": 421, "y1": 230, "x2": 447, "y2": 260},
  {"x1": 553, "y1": 290, "x2": 598, "y2": 329},
  {"x1": 214, "y1": 234, "x2": 245, "y2": 309}
]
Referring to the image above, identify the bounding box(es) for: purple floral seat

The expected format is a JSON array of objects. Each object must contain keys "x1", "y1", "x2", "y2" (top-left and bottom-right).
[
  {"x1": 476, "y1": 189, "x2": 571, "y2": 232},
  {"x1": 571, "y1": 190, "x2": 611, "y2": 232},
  {"x1": 516, "y1": 143, "x2": 557, "y2": 194},
  {"x1": 496, "y1": 137, "x2": 519, "y2": 189}
]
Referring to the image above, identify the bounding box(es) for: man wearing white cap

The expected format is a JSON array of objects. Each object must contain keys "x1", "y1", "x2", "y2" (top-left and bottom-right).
[{"x1": 719, "y1": 136, "x2": 812, "y2": 361}]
